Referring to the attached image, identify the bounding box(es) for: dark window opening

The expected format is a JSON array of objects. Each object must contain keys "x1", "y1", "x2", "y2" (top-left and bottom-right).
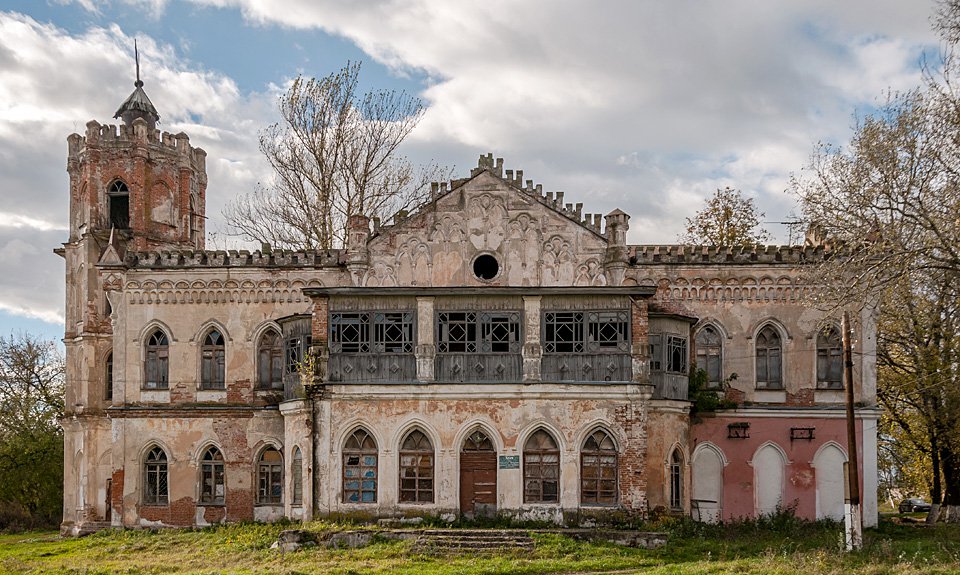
[
  {"x1": 695, "y1": 326, "x2": 723, "y2": 388},
  {"x1": 669, "y1": 449, "x2": 683, "y2": 510},
  {"x1": 144, "y1": 447, "x2": 168, "y2": 505},
  {"x1": 257, "y1": 448, "x2": 283, "y2": 504},
  {"x1": 257, "y1": 330, "x2": 283, "y2": 389},
  {"x1": 437, "y1": 311, "x2": 521, "y2": 354},
  {"x1": 667, "y1": 335, "x2": 688, "y2": 374},
  {"x1": 756, "y1": 326, "x2": 783, "y2": 389},
  {"x1": 473, "y1": 254, "x2": 499, "y2": 281},
  {"x1": 199, "y1": 447, "x2": 225, "y2": 505},
  {"x1": 817, "y1": 327, "x2": 843, "y2": 390},
  {"x1": 108, "y1": 181, "x2": 130, "y2": 229},
  {"x1": 200, "y1": 330, "x2": 225, "y2": 390},
  {"x1": 285, "y1": 335, "x2": 312, "y2": 373},
  {"x1": 462, "y1": 429, "x2": 495, "y2": 452},
  {"x1": 144, "y1": 330, "x2": 169, "y2": 390},
  {"x1": 105, "y1": 352, "x2": 113, "y2": 402},
  {"x1": 330, "y1": 312, "x2": 414, "y2": 354},
  {"x1": 399, "y1": 430, "x2": 434, "y2": 503}
]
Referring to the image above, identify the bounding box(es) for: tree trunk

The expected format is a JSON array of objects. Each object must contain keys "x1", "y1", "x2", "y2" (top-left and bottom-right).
[{"x1": 940, "y1": 444, "x2": 960, "y2": 522}]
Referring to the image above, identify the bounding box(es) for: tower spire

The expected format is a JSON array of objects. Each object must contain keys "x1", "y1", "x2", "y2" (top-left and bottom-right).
[
  {"x1": 135, "y1": 39, "x2": 142, "y2": 88},
  {"x1": 114, "y1": 38, "x2": 159, "y2": 128}
]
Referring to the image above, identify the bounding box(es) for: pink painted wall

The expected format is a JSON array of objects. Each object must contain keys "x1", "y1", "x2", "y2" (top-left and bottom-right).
[{"x1": 691, "y1": 413, "x2": 864, "y2": 522}]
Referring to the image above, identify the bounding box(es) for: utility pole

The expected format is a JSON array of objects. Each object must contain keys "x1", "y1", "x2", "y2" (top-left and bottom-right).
[{"x1": 842, "y1": 311, "x2": 862, "y2": 551}]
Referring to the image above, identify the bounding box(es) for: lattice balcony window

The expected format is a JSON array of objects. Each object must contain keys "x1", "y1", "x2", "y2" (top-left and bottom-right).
[
  {"x1": 285, "y1": 335, "x2": 312, "y2": 373},
  {"x1": 330, "y1": 312, "x2": 414, "y2": 354},
  {"x1": 544, "y1": 310, "x2": 629, "y2": 354},
  {"x1": 666, "y1": 335, "x2": 688, "y2": 374},
  {"x1": 437, "y1": 311, "x2": 521, "y2": 354}
]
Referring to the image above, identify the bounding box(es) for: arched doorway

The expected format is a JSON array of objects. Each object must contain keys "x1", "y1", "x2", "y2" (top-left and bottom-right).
[
  {"x1": 754, "y1": 443, "x2": 785, "y2": 516},
  {"x1": 460, "y1": 429, "x2": 497, "y2": 516},
  {"x1": 814, "y1": 443, "x2": 846, "y2": 520},
  {"x1": 691, "y1": 444, "x2": 724, "y2": 523}
]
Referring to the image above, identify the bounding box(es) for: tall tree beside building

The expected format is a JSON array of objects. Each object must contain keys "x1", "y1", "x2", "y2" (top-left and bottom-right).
[
  {"x1": 792, "y1": 6, "x2": 960, "y2": 518},
  {"x1": 679, "y1": 187, "x2": 772, "y2": 247},
  {"x1": 0, "y1": 334, "x2": 64, "y2": 529},
  {"x1": 224, "y1": 61, "x2": 447, "y2": 250}
]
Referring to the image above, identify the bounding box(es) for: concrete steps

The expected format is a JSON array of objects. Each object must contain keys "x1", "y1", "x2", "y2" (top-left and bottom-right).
[{"x1": 411, "y1": 529, "x2": 535, "y2": 554}]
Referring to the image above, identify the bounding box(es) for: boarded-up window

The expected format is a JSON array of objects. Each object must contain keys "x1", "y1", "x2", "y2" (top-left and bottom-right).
[
  {"x1": 200, "y1": 330, "x2": 225, "y2": 390},
  {"x1": 257, "y1": 329, "x2": 283, "y2": 389},
  {"x1": 257, "y1": 448, "x2": 282, "y2": 504},
  {"x1": 581, "y1": 430, "x2": 618, "y2": 505},
  {"x1": 343, "y1": 429, "x2": 377, "y2": 503},
  {"x1": 695, "y1": 325, "x2": 723, "y2": 388},
  {"x1": 144, "y1": 330, "x2": 169, "y2": 389},
  {"x1": 144, "y1": 446, "x2": 168, "y2": 505},
  {"x1": 524, "y1": 429, "x2": 560, "y2": 503},
  {"x1": 199, "y1": 447, "x2": 225, "y2": 505},
  {"x1": 292, "y1": 447, "x2": 303, "y2": 505},
  {"x1": 817, "y1": 327, "x2": 843, "y2": 389},
  {"x1": 755, "y1": 326, "x2": 782, "y2": 389},
  {"x1": 399, "y1": 430, "x2": 434, "y2": 503}
]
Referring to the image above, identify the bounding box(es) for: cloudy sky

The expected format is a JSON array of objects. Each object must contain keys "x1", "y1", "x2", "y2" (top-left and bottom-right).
[{"x1": 0, "y1": 0, "x2": 941, "y2": 341}]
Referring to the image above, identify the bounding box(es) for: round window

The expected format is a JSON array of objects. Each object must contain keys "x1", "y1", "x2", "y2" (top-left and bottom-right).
[{"x1": 473, "y1": 254, "x2": 500, "y2": 281}]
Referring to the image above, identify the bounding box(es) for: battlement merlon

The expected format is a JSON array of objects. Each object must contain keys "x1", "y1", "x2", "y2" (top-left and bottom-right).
[
  {"x1": 67, "y1": 119, "x2": 207, "y2": 174},
  {"x1": 117, "y1": 249, "x2": 345, "y2": 270},
  {"x1": 627, "y1": 244, "x2": 830, "y2": 265}
]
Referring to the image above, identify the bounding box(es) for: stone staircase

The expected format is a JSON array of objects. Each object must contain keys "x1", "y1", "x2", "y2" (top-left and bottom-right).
[{"x1": 411, "y1": 529, "x2": 535, "y2": 554}]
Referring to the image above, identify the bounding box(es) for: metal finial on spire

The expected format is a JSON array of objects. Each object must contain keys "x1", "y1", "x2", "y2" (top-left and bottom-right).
[{"x1": 134, "y1": 39, "x2": 143, "y2": 88}]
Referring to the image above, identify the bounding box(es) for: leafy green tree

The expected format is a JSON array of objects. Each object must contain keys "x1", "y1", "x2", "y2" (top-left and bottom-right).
[
  {"x1": 679, "y1": 187, "x2": 772, "y2": 247},
  {"x1": 0, "y1": 334, "x2": 64, "y2": 529}
]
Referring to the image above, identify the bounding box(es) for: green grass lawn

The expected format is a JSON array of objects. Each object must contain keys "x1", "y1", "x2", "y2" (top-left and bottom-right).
[{"x1": 1, "y1": 517, "x2": 958, "y2": 575}]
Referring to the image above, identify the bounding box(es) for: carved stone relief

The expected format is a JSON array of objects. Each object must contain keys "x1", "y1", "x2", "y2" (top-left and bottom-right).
[
  {"x1": 504, "y1": 213, "x2": 542, "y2": 286},
  {"x1": 467, "y1": 193, "x2": 507, "y2": 251},
  {"x1": 542, "y1": 235, "x2": 575, "y2": 285},
  {"x1": 396, "y1": 237, "x2": 432, "y2": 286}
]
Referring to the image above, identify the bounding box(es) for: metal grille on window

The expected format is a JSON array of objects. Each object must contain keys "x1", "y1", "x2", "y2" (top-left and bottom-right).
[
  {"x1": 755, "y1": 326, "x2": 783, "y2": 389},
  {"x1": 695, "y1": 326, "x2": 723, "y2": 388},
  {"x1": 292, "y1": 447, "x2": 303, "y2": 505},
  {"x1": 817, "y1": 327, "x2": 842, "y2": 389},
  {"x1": 144, "y1": 447, "x2": 168, "y2": 505},
  {"x1": 257, "y1": 448, "x2": 283, "y2": 504},
  {"x1": 436, "y1": 311, "x2": 522, "y2": 382},
  {"x1": 543, "y1": 310, "x2": 630, "y2": 381},
  {"x1": 257, "y1": 329, "x2": 283, "y2": 389},
  {"x1": 343, "y1": 429, "x2": 377, "y2": 503},
  {"x1": 523, "y1": 430, "x2": 560, "y2": 503},
  {"x1": 199, "y1": 447, "x2": 224, "y2": 505},
  {"x1": 144, "y1": 330, "x2": 169, "y2": 389},
  {"x1": 201, "y1": 329, "x2": 225, "y2": 390},
  {"x1": 329, "y1": 312, "x2": 415, "y2": 382},
  {"x1": 581, "y1": 430, "x2": 618, "y2": 505},
  {"x1": 399, "y1": 430, "x2": 434, "y2": 503}
]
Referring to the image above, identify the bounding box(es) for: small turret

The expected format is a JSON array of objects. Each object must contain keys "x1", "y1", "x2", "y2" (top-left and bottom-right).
[{"x1": 113, "y1": 41, "x2": 159, "y2": 130}]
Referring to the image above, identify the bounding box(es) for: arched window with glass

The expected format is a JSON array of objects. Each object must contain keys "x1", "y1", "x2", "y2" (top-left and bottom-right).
[
  {"x1": 292, "y1": 446, "x2": 304, "y2": 505},
  {"x1": 343, "y1": 429, "x2": 377, "y2": 503},
  {"x1": 257, "y1": 329, "x2": 283, "y2": 390},
  {"x1": 695, "y1": 325, "x2": 723, "y2": 389},
  {"x1": 669, "y1": 448, "x2": 683, "y2": 511},
  {"x1": 144, "y1": 446, "x2": 168, "y2": 505},
  {"x1": 257, "y1": 447, "x2": 283, "y2": 505},
  {"x1": 144, "y1": 330, "x2": 169, "y2": 390},
  {"x1": 199, "y1": 446, "x2": 225, "y2": 505},
  {"x1": 817, "y1": 326, "x2": 843, "y2": 389},
  {"x1": 523, "y1": 429, "x2": 560, "y2": 503},
  {"x1": 755, "y1": 325, "x2": 783, "y2": 389},
  {"x1": 399, "y1": 430, "x2": 434, "y2": 503},
  {"x1": 581, "y1": 429, "x2": 618, "y2": 505},
  {"x1": 200, "y1": 329, "x2": 225, "y2": 390}
]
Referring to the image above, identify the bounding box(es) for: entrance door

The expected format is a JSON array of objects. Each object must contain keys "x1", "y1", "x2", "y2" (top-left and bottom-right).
[{"x1": 460, "y1": 430, "x2": 497, "y2": 515}]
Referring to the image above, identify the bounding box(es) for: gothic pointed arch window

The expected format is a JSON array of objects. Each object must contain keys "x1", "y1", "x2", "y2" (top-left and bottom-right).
[
  {"x1": 343, "y1": 429, "x2": 377, "y2": 503},
  {"x1": 200, "y1": 329, "x2": 225, "y2": 390},
  {"x1": 108, "y1": 180, "x2": 130, "y2": 229},
  {"x1": 144, "y1": 446, "x2": 168, "y2": 505},
  {"x1": 199, "y1": 446, "x2": 225, "y2": 505},
  {"x1": 523, "y1": 429, "x2": 560, "y2": 503},
  {"x1": 581, "y1": 429, "x2": 618, "y2": 505},
  {"x1": 257, "y1": 447, "x2": 283, "y2": 505},
  {"x1": 399, "y1": 429, "x2": 434, "y2": 503},
  {"x1": 669, "y1": 448, "x2": 684, "y2": 511},
  {"x1": 257, "y1": 329, "x2": 283, "y2": 390},
  {"x1": 144, "y1": 330, "x2": 169, "y2": 389},
  {"x1": 695, "y1": 325, "x2": 723, "y2": 388},
  {"x1": 755, "y1": 325, "x2": 782, "y2": 389},
  {"x1": 817, "y1": 326, "x2": 843, "y2": 389},
  {"x1": 105, "y1": 352, "x2": 114, "y2": 402}
]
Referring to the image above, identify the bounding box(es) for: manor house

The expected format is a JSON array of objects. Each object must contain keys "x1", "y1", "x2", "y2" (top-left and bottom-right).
[{"x1": 58, "y1": 77, "x2": 879, "y2": 534}]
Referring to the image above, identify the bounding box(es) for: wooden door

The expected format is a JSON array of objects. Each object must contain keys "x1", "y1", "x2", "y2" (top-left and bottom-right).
[{"x1": 460, "y1": 451, "x2": 497, "y2": 514}]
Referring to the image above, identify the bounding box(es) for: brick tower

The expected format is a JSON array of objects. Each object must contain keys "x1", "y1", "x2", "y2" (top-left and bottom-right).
[{"x1": 59, "y1": 58, "x2": 207, "y2": 533}]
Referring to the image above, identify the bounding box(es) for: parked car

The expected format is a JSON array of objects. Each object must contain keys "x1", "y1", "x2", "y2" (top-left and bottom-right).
[{"x1": 898, "y1": 498, "x2": 932, "y2": 513}]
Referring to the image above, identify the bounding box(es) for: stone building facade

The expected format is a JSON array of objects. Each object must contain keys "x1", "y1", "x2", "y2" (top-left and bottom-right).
[{"x1": 58, "y1": 81, "x2": 879, "y2": 534}]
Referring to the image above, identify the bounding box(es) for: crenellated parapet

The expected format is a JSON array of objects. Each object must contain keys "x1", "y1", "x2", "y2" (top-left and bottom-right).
[
  {"x1": 121, "y1": 249, "x2": 344, "y2": 270},
  {"x1": 68, "y1": 119, "x2": 207, "y2": 175},
  {"x1": 628, "y1": 244, "x2": 829, "y2": 266}
]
